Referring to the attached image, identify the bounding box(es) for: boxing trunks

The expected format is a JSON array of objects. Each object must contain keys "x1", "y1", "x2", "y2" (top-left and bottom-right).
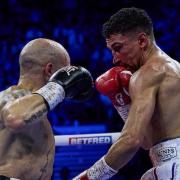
[
  {"x1": 0, "y1": 176, "x2": 20, "y2": 180},
  {"x1": 141, "y1": 137, "x2": 180, "y2": 180}
]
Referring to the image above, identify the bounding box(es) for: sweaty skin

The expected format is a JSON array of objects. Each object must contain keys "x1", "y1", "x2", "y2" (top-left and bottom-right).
[
  {"x1": 0, "y1": 38, "x2": 70, "y2": 180},
  {"x1": 104, "y1": 34, "x2": 180, "y2": 170},
  {"x1": 0, "y1": 87, "x2": 54, "y2": 180}
]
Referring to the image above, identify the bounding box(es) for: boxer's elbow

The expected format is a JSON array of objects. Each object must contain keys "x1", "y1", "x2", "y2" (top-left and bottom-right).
[
  {"x1": 5, "y1": 115, "x2": 25, "y2": 132},
  {"x1": 105, "y1": 131, "x2": 141, "y2": 170},
  {"x1": 127, "y1": 134, "x2": 142, "y2": 149},
  {"x1": 121, "y1": 130, "x2": 142, "y2": 149},
  {"x1": 2, "y1": 107, "x2": 25, "y2": 132}
]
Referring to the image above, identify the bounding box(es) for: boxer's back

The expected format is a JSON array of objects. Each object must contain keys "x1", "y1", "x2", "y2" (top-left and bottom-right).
[
  {"x1": 0, "y1": 87, "x2": 55, "y2": 180},
  {"x1": 133, "y1": 53, "x2": 180, "y2": 148}
]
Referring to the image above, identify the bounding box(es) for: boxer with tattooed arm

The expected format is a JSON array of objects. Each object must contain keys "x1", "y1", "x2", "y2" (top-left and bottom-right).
[{"x1": 0, "y1": 38, "x2": 93, "y2": 180}]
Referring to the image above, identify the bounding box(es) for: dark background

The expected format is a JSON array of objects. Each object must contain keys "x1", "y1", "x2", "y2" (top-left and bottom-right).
[{"x1": 0, "y1": 0, "x2": 180, "y2": 179}]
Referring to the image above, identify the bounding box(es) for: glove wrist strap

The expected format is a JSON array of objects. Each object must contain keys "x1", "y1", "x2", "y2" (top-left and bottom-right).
[{"x1": 34, "y1": 82, "x2": 65, "y2": 110}]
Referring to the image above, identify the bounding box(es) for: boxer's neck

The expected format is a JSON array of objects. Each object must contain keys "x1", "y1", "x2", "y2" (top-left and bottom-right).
[
  {"x1": 140, "y1": 42, "x2": 158, "y2": 66},
  {"x1": 18, "y1": 75, "x2": 46, "y2": 91}
]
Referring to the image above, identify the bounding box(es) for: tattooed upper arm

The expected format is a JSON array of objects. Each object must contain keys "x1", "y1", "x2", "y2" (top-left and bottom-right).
[{"x1": 0, "y1": 89, "x2": 31, "y2": 126}]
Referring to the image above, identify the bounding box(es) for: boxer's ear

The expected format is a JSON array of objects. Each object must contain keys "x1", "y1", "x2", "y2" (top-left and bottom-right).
[
  {"x1": 137, "y1": 33, "x2": 148, "y2": 49},
  {"x1": 44, "y1": 63, "x2": 53, "y2": 78}
]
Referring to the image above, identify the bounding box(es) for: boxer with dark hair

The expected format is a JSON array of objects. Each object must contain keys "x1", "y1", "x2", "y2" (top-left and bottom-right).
[
  {"x1": 0, "y1": 38, "x2": 93, "y2": 180},
  {"x1": 74, "y1": 7, "x2": 180, "y2": 179}
]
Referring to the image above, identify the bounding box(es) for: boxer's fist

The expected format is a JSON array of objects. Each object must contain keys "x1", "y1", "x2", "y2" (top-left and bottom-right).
[
  {"x1": 95, "y1": 67, "x2": 132, "y2": 121},
  {"x1": 35, "y1": 66, "x2": 93, "y2": 110},
  {"x1": 49, "y1": 66, "x2": 94, "y2": 101},
  {"x1": 95, "y1": 66, "x2": 132, "y2": 105}
]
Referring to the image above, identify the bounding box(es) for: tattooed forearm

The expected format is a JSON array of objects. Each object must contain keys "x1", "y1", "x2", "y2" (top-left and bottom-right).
[{"x1": 24, "y1": 107, "x2": 47, "y2": 124}]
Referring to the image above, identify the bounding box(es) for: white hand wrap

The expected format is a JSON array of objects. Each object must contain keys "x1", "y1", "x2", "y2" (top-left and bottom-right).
[
  {"x1": 87, "y1": 156, "x2": 118, "y2": 180},
  {"x1": 35, "y1": 82, "x2": 65, "y2": 110}
]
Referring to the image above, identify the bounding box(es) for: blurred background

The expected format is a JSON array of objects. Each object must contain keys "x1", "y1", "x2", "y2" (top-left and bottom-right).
[{"x1": 0, "y1": 0, "x2": 180, "y2": 179}]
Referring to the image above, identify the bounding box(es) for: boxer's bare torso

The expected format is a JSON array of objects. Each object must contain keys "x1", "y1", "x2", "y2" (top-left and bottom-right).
[
  {"x1": 129, "y1": 50, "x2": 180, "y2": 149},
  {"x1": 0, "y1": 87, "x2": 55, "y2": 180},
  {"x1": 103, "y1": 32, "x2": 180, "y2": 171}
]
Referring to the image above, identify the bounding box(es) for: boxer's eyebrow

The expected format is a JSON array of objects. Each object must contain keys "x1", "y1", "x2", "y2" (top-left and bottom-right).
[
  {"x1": 107, "y1": 42, "x2": 123, "y2": 50},
  {"x1": 107, "y1": 42, "x2": 123, "y2": 49},
  {"x1": 112, "y1": 42, "x2": 123, "y2": 48}
]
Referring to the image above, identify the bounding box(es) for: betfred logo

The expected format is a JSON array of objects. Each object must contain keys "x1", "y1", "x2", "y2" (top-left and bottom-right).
[{"x1": 69, "y1": 136, "x2": 112, "y2": 145}]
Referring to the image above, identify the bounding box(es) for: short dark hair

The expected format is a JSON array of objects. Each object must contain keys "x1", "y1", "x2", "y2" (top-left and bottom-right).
[{"x1": 102, "y1": 7, "x2": 154, "y2": 39}]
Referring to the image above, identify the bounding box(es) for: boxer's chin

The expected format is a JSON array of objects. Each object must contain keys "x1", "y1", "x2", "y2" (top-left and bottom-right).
[
  {"x1": 114, "y1": 61, "x2": 126, "y2": 67},
  {"x1": 114, "y1": 62, "x2": 131, "y2": 70}
]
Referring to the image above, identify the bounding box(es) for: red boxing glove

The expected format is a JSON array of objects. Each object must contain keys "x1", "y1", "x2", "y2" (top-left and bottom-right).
[{"x1": 95, "y1": 66, "x2": 132, "y2": 122}]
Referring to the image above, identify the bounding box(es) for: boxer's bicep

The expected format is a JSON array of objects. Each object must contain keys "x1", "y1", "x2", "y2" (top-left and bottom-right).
[
  {"x1": 123, "y1": 66, "x2": 164, "y2": 145},
  {"x1": 123, "y1": 86, "x2": 157, "y2": 143},
  {"x1": 104, "y1": 87, "x2": 157, "y2": 170},
  {"x1": 1, "y1": 94, "x2": 48, "y2": 131},
  {"x1": 104, "y1": 66, "x2": 165, "y2": 170}
]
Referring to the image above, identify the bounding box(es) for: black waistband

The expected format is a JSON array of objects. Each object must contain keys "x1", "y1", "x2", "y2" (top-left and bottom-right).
[{"x1": 0, "y1": 176, "x2": 10, "y2": 180}]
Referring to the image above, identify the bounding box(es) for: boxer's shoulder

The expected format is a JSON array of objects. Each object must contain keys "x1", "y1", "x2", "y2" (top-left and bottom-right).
[
  {"x1": 129, "y1": 62, "x2": 165, "y2": 99},
  {"x1": 0, "y1": 88, "x2": 12, "y2": 110},
  {"x1": 132, "y1": 60, "x2": 165, "y2": 83},
  {"x1": 0, "y1": 86, "x2": 31, "y2": 113}
]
